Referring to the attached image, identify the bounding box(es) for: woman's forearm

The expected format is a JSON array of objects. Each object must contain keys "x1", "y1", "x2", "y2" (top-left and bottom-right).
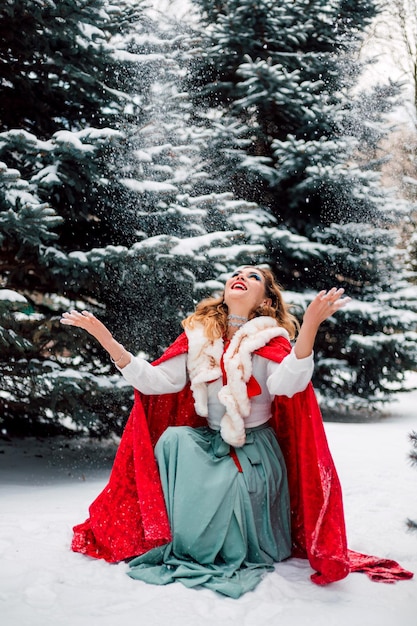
[
  {"x1": 101, "y1": 335, "x2": 131, "y2": 369},
  {"x1": 293, "y1": 320, "x2": 319, "y2": 360}
]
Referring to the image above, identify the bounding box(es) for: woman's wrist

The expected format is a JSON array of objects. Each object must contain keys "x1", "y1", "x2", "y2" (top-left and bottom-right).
[
  {"x1": 98, "y1": 334, "x2": 130, "y2": 369},
  {"x1": 108, "y1": 342, "x2": 131, "y2": 369},
  {"x1": 110, "y1": 345, "x2": 125, "y2": 365}
]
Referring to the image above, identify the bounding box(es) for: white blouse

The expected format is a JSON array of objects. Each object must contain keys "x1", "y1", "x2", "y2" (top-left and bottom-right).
[{"x1": 118, "y1": 348, "x2": 313, "y2": 430}]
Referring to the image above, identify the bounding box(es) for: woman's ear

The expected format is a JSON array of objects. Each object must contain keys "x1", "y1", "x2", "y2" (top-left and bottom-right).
[{"x1": 263, "y1": 298, "x2": 272, "y2": 308}]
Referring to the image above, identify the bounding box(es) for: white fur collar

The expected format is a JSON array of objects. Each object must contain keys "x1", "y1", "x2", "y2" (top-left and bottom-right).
[{"x1": 184, "y1": 317, "x2": 289, "y2": 447}]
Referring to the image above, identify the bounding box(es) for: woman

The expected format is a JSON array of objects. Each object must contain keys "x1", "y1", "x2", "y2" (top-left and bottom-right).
[{"x1": 61, "y1": 266, "x2": 412, "y2": 596}]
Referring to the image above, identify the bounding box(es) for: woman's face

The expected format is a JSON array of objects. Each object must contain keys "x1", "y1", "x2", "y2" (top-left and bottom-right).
[{"x1": 223, "y1": 267, "x2": 269, "y2": 313}]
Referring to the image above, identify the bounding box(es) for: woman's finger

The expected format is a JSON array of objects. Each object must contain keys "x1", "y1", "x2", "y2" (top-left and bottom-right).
[{"x1": 60, "y1": 310, "x2": 94, "y2": 326}]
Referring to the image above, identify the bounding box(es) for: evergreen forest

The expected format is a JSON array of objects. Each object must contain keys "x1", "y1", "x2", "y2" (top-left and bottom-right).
[{"x1": 1, "y1": 0, "x2": 417, "y2": 436}]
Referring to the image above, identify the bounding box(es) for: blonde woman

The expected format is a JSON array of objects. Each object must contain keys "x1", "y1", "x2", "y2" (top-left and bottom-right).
[{"x1": 61, "y1": 266, "x2": 411, "y2": 596}]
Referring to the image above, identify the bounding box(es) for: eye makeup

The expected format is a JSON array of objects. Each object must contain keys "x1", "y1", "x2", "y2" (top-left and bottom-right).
[{"x1": 230, "y1": 268, "x2": 263, "y2": 281}]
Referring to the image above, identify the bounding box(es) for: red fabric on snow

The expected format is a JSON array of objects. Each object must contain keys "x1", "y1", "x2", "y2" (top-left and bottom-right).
[{"x1": 71, "y1": 333, "x2": 413, "y2": 585}]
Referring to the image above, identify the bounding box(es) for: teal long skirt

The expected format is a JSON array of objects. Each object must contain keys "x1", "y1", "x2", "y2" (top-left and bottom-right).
[{"x1": 128, "y1": 424, "x2": 291, "y2": 598}]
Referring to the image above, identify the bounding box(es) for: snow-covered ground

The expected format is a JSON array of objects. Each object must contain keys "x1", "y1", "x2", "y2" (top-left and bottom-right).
[{"x1": 1, "y1": 388, "x2": 416, "y2": 626}]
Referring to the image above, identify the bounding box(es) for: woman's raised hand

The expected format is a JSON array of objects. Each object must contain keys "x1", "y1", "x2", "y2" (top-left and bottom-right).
[
  {"x1": 60, "y1": 310, "x2": 110, "y2": 341},
  {"x1": 293, "y1": 288, "x2": 351, "y2": 360},
  {"x1": 303, "y1": 288, "x2": 351, "y2": 329},
  {"x1": 60, "y1": 310, "x2": 130, "y2": 367}
]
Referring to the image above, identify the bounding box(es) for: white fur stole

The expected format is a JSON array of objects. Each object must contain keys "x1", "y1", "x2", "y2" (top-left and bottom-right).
[{"x1": 184, "y1": 317, "x2": 289, "y2": 447}]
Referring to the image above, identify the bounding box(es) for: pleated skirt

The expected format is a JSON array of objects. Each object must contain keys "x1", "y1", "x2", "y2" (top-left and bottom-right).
[{"x1": 128, "y1": 423, "x2": 291, "y2": 598}]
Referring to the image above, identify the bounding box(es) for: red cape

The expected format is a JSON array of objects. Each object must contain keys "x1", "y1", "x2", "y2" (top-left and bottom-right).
[{"x1": 71, "y1": 333, "x2": 413, "y2": 585}]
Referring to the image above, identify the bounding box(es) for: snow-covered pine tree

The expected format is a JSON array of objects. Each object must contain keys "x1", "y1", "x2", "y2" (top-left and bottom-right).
[
  {"x1": 0, "y1": 1, "x2": 270, "y2": 435},
  {"x1": 186, "y1": 0, "x2": 417, "y2": 413},
  {"x1": 0, "y1": 0, "x2": 151, "y2": 434}
]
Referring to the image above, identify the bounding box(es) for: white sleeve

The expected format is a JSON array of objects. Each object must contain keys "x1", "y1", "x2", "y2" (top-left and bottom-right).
[
  {"x1": 116, "y1": 353, "x2": 188, "y2": 394},
  {"x1": 266, "y1": 348, "x2": 314, "y2": 398}
]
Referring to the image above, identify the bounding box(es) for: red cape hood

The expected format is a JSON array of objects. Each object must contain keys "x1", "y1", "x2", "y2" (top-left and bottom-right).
[{"x1": 71, "y1": 333, "x2": 413, "y2": 585}]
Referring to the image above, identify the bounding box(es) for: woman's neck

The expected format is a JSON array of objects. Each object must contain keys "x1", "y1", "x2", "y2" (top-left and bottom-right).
[{"x1": 226, "y1": 312, "x2": 249, "y2": 339}]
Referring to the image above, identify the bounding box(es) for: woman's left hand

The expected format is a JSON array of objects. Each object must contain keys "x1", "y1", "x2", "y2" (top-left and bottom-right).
[
  {"x1": 303, "y1": 288, "x2": 351, "y2": 329},
  {"x1": 293, "y1": 288, "x2": 351, "y2": 360}
]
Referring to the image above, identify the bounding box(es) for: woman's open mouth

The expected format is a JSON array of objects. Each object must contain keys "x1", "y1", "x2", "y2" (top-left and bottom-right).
[{"x1": 231, "y1": 281, "x2": 247, "y2": 291}]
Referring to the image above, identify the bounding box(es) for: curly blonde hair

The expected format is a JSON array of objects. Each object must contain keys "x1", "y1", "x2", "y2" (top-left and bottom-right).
[{"x1": 182, "y1": 266, "x2": 299, "y2": 340}]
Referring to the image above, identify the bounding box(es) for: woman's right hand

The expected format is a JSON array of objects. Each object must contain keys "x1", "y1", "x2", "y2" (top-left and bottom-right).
[
  {"x1": 60, "y1": 311, "x2": 130, "y2": 367},
  {"x1": 60, "y1": 310, "x2": 110, "y2": 341}
]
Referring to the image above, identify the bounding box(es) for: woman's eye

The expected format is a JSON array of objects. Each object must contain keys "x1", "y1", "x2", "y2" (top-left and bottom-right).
[{"x1": 249, "y1": 273, "x2": 262, "y2": 281}]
